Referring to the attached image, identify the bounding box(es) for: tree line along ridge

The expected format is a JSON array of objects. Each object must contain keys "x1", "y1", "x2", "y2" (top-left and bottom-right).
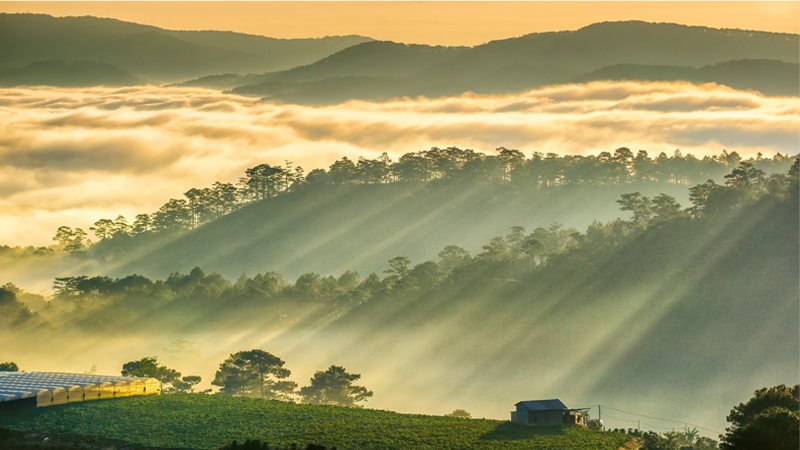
[{"x1": 27, "y1": 147, "x2": 796, "y2": 255}]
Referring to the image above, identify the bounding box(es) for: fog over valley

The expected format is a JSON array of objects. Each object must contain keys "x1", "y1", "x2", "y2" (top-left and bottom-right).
[{"x1": 1, "y1": 82, "x2": 798, "y2": 247}]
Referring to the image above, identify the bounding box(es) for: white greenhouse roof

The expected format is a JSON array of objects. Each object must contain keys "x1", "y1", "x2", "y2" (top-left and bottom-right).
[{"x1": 0, "y1": 371, "x2": 153, "y2": 403}]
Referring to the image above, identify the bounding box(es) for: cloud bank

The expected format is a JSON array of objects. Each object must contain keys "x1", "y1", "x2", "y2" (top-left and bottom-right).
[{"x1": 0, "y1": 82, "x2": 797, "y2": 245}]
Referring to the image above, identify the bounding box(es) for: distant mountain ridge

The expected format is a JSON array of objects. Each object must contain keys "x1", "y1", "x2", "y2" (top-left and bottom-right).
[
  {"x1": 229, "y1": 20, "x2": 799, "y2": 101},
  {"x1": 0, "y1": 13, "x2": 372, "y2": 82},
  {"x1": 1, "y1": 15, "x2": 797, "y2": 97},
  {"x1": 573, "y1": 59, "x2": 800, "y2": 96},
  {"x1": 0, "y1": 60, "x2": 142, "y2": 86}
]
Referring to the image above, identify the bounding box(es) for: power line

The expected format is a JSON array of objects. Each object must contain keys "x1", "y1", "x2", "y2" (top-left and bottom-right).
[{"x1": 595, "y1": 404, "x2": 723, "y2": 436}]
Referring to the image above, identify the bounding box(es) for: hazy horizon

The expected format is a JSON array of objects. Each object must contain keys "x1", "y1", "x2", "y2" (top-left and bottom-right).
[{"x1": 1, "y1": 2, "x2": 799, "y2": 46}]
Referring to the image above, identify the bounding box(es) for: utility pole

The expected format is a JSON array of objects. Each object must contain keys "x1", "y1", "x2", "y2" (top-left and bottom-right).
[{"x1": 598, "y1": 404, "x2": 602, "y2": 421}]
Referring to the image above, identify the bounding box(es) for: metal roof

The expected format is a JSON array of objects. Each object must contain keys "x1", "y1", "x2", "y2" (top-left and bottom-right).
[
  {"x1": 0, "y1": 371, "x2": 151, "y2": 403},
  {"x1": 515, "y1": 399, "x2": 569, "y2": 411}
]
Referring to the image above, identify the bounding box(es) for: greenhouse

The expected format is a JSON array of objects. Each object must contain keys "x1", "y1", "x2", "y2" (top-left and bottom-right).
[{"x1": 0, "y1": 371, "x2": 160, "y2": 409}]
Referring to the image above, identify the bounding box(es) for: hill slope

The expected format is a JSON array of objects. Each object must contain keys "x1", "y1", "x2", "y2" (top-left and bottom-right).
[
  {"x1": 0, "y1": 60, "x2": 142, "y2": 86},
  {"x1": 277, "y1": 189, "x2": 799, "y2": 433},
  {"x1": 0, "y1": 13, "x2": 371, "y2": 82},
  {"x1": 2, "y1": 166, "x2": 796, "y2": 436},
  {"x1": 5, "y1": 188, "x2": 795, "y2": 437},
  {"x1": 231, "y1": 21, "x2": 800, "y2": 102},
  {"x1": 574, "y1": 59, "x2": 800, "y2": 96},
  {"x1": 0, "y1": 395, "x2": 631, "y2": 449},
  {"x1": 90, "y1": 181, "x2": 693, "y2": 281}
]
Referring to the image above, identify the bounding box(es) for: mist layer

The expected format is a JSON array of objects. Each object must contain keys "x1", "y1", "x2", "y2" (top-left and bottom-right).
[{"x1": 0, "y1": 82, "x2": 797, "y2": 245}]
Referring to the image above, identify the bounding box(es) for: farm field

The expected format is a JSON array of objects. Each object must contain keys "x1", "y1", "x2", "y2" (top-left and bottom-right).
[{"x1": 0, "y1": 394, "x2": 632, "y2": 449}]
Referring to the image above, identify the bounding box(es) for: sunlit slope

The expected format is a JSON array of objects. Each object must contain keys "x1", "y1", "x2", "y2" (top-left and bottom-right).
[
  {"x1": 0, "y1": 395, "x2": 631, "y2": 450},
  {"x1": 98, "y1": 181, "x2": 690, "y2": 280},
  {"x1": 274, "y1": 191, "x2": 798, "y2": 432},
  {"x1": 0, "y1": 13, "x2": 370, "y2": 82},
  {"x1": 232, "y1": 21, "x2": 800, "y2": 101}
]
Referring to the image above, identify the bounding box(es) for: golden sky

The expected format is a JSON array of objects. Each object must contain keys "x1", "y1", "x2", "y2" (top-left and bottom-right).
[{"x1": 1, "y1": 2, "x2": 798, "y2": 45}]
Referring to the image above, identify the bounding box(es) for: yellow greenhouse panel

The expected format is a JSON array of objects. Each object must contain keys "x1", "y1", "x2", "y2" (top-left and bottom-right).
[
  {"x1": 36, "y1": 389, "x2": 52, "y2": 407},
  {"x1": 144, "y1": 379, "x2": 161, "y2": 395},
  {"x1": 51, "y1": 387, "x2": 69, "y2": 405},
  {"x1": 96, "y1": 382, "x2": 116, "y2": 399},
  {"x1": 67, "y1": 386, "x2": 85, "y2": 403},
  {"x1": 82, "y1": 384, "x2": 101, "y2": 402},
  {"x1": 1, "y1": 372, "x2": 162, "y2": 409}
]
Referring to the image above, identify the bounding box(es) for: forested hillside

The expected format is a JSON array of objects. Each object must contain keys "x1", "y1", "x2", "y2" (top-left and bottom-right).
[
  {"x1": 3, "y1": 149, "x2": 792, "y2": 285},
  {"x1": 2, "y1": 157, "x2": 796, "y2": 433}
]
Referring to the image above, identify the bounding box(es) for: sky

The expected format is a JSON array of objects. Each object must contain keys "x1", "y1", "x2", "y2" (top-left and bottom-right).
[{"x1": 1, "y1": 1, "x2": 799, "y2": 45}]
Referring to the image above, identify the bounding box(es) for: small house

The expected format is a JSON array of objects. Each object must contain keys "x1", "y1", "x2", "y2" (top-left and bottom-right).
[{"x1": 510, "y1": 399, "x2": 584, "y2": 426}]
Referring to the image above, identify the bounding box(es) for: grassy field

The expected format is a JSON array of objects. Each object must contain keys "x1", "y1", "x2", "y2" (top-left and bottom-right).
[{"x1": 0, "y1": 395, "x2": 631, "y2": 449}]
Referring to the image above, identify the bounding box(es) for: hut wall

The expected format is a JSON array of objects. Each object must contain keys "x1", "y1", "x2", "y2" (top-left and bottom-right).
[{"x1": 529, "y1": 410, "x2": 564, "y2": 426}]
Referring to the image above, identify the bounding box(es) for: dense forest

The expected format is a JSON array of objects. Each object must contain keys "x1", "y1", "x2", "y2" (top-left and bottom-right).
[
  {"x1": 1, "y1": 148, "x2": 793, "y2": 283},
  {"x1": 2, "y1": 154, "x2": 795, "y2": 333},
  {"x1": 4, "y1": 148, "x2": 792, "y2": 254},
  {"x1": 1, "y1": 151, "x2": 796, "y2": 436}
]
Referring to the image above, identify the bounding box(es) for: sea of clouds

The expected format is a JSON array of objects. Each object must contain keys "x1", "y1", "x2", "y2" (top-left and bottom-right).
[{"x1": 1, "y1": 81, "x2": 798, "y2": 246}]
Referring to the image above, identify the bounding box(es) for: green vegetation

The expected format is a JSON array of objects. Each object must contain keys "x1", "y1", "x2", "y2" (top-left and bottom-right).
[
  {"x1": 616, "y1": 428, "x2": 717, "y2": 450},
  {"x1": 212, "y1": 350, "x2": 297, "y2": 400},
  {"x1": 611, "y1": 384, "x2": 800, "y2": 449},
  {"x1": 0, "y1": 283, "x2": 35, "y2": 329},
  {"x1": 15, "y1": 156, "x2": 795, "y2": 334},
  {"x1": 0, "y1": 394, "x2": 631, "y2": 449},
  {"x1": 0, "y1": 361, "x2": 19, "y2": 372},
  {"x1": 122, "y1": 356, "x2": 202, "y2": 394},
  {"x1": 299, "y1": 365, "x2": 373, "y2": 406},
  {"x1": 445, "y1": 409, "x2": 472, "y2": 419},
  {"x1": 720, "y1": 384, "x2": 799, "y2": 450},
  {"x1": 1, "y1": 156, "x2": 796, "y2": 439},
  {"x1": 28, "y1": 149, "x2": 793, "y2": 281}
]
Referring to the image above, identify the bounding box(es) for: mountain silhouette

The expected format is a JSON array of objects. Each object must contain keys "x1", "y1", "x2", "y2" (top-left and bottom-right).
[
  {"x1": 230, "y1": 21, "x2": 799, "y2": 102},
  {"x1": 574, "y1": 59, "x2": 799, "y2": 96},
  {"x1": 0, "y1": 60, "x2": 142, "y2": 86},
  {"x1": 0, "y1": 13, "x2": 371, "y2": 83}
]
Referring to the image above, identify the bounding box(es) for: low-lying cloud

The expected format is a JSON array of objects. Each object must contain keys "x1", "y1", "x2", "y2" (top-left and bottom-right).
[{"x1": 0, "y1": 82, "x2": 797, "y2": 246}]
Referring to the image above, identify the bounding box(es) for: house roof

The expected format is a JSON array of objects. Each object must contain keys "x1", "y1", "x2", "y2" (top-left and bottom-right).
[
  {"x1": 515, "y1": 399, "x2": 568, "y2": 411},
  {"x1": 0, "y1": 371, "x2": 155, "y2": 403}
]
